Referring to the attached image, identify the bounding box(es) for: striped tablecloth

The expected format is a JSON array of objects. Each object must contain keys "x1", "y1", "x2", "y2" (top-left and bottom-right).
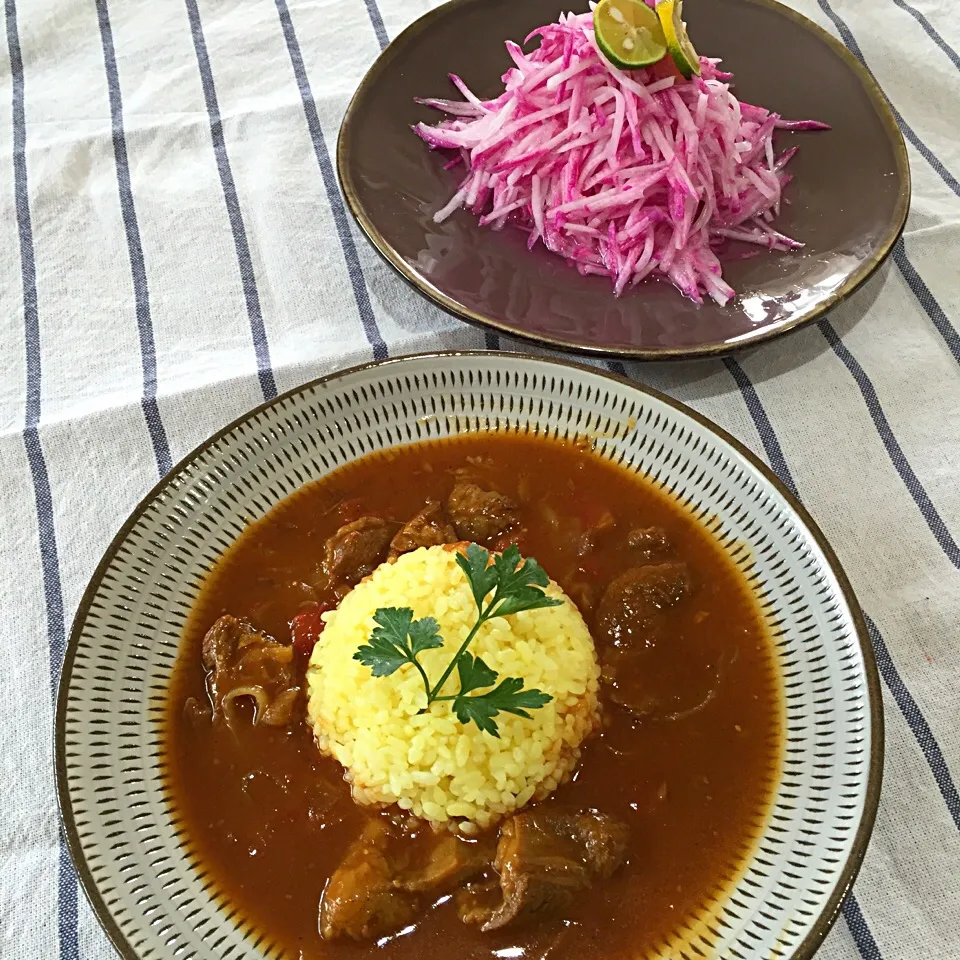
[{"x1": 2, "y1": 0, "x2": 957, "y2": 957}]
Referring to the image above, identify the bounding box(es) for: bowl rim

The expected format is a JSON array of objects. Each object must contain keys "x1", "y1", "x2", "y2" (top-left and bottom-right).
[
  {"x1": 335, "y1": 0, "x2": 911, "y2": 361},
  {"x1": 55, "y1": 350, "x2": 884, "y2": 960}
]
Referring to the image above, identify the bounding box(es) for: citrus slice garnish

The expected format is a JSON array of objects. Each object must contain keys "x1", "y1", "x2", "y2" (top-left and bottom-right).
[
  {"x1": 594, "y1": 0, "x2": 667, "y2": 70},
  {"x1": 656, "y1": 0, "x2": 701, "y2": 78}
]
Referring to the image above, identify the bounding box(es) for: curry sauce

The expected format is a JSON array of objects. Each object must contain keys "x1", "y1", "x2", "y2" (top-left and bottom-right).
[{"x1": 165, "y1": 432, "x2": 781, "y2": 959}]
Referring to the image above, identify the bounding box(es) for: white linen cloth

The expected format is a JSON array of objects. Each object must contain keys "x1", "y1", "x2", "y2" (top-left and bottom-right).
[{"x1": 1, "y1": 0, "x2": 958, "y2": 957}]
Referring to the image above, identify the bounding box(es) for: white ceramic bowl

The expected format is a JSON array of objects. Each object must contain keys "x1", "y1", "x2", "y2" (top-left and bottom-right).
[{"x1": 56, "y1": 352, "x2": 882, "y2": 960}]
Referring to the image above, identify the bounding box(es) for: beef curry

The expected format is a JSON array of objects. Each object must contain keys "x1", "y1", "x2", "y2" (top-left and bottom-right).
[{"x1": 166, "y1": 432, "x2": 781, "y2": 958}]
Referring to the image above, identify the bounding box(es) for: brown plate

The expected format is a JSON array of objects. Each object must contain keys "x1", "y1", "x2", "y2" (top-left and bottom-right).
[{"x1": 337, "y1": 0, "x2": 909, "y2": 359}]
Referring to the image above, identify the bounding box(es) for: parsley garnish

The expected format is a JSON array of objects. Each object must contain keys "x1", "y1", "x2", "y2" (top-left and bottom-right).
[{"x1": 353, "y1": 543, "x2": 560, "y2": 737}]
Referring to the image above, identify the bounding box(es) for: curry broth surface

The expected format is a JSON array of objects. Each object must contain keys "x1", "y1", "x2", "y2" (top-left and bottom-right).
[{"x1": 165, "y1": 433, "x2": 782, "y2": 959}]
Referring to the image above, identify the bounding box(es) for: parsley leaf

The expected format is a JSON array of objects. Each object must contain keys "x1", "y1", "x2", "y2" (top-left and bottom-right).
[
  {"x1": 353, "y1": 606, "x2": 440, "y2": 702},
  {"x1": 490, "y1": 585, "x2": 564, "y2": 619},
  {"x1": 494, "y1": 544, "x2": 549, "y2": 592},
  {"x1": 453, "y1": 676, "x2": 553, "y2": 738},
  {"x1": 457, "y1": 542, "x2": 563, "y2": 620},
  {"x1": 488, "y1": 545, "x2": 564, "y2": 618},
  {"x1": 353, "y1": 607, "x2": 417, "y2": 677},
  {"x1": 355, "y1": 541, "x2": 560, "y2": 732},
  {"x1": 455, "y1": 651, "x2": 498, "y2": 695},
  {"x1": 455, "y1": 542, "x2": 498, "y2": 610},
  {"x1": 407, "y1": 616, "x2": 444, "y2": 656}
]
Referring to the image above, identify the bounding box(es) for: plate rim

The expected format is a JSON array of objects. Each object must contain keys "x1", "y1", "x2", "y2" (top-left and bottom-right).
[
  {"x1": 55, "y1": 350, "x2": 885, "y2": 960},
  {"x1": 336, "y1": 0, "x2": 911, "y2": 361}
]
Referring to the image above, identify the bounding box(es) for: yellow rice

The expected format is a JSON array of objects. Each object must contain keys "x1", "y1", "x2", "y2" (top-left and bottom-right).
[{"x1": 306, "y1": 544, "x2": 600, "y2": 830}]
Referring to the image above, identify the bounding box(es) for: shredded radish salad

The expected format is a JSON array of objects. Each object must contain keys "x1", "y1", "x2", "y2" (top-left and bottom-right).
[{"x1": 413, "y1": 9, "x2": 828, "y2": 305}]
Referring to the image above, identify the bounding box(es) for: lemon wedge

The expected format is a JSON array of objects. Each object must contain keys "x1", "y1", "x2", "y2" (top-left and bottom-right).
[
  {"x1": 656, "y1": 0, "x2": 701, "y2": 78},
  {"x1": 594, "y1": 0, "x2": 667, "y2": 70}
]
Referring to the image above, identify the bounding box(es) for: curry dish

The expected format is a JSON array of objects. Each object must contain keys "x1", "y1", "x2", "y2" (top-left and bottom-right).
[{"x1": 166, "y1": 431, "x2": 781, "y2": 959}]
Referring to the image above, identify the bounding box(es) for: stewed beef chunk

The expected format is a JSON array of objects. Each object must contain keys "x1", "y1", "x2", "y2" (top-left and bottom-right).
[
  {"x1": 468, "y1": 810, "x2": 629, "y2": 931},
  {"x1": 455, "y1": 879, "x2": 502, "y2": 926},
  {"x1": 595, "y1": 563, "x2": 696, "y2": 716},
  {"x1": 447, "y1": 483, "x2": 519, "y2": 544},
  {"x1": 389, "y1": 501, "x2": 457, "y2": 559},
  {"x1": 200, "y1": 615, "x2": 300, "y2": 727},
  {"x1": 573, "y1": 812, "x2": 631, "y2": 877},
  {"x1": 321, "y1": 822, "x2": 495, "y2": 940},
  {"x1": 395, "y1": 832, "x2": 495, "y2": 893},
  {"x1": 626, "y1": 526, "x2": 671, "y2": 560},
  {"x1": 576, "y1": 510, "x2": 616, "y2": 557},
  {"x1": 320, "y1": 819, "x2": 418, "y2": 941},
  {"x1": 595, "y1": 562, "x2": 690, "y2": 650},
  {"x1": 323, "y1": 516, "x2": 392, "y2": 586}
]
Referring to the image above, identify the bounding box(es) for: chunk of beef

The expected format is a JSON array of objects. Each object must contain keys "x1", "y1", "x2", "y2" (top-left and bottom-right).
[
  {"x1": 320, "y1": 819, "x2": 418, "y2": 941},
  {"x1": 594, "y1": 564, "x2": 717, "y2": 719},
  {"x1": 455, "y1": 878, "x2": 502, "y2": 925},
  {"x1": 321, "y1": 822, "x2": 495, "y2": 941},
  {"x1": 595, "y1": 562, "x2": 690, "y2": 650},
  {"x1": 473, "y1": 811, "x2": 629, "y2": 931},
  {"x1": 576, "y1": 510, "x2": 616, "y2": 557},
  {"x1": 626, "y1": 526, "x2": 671, "y2": 560},
  {"x1": 447, "y1": 483, "x2": 519, "y2": 544},
  {"x1": 323, "y1": 516, "x2": 392, "y2": 586},
  {"x1": 200, "y1": 615, "x2": 300, "y2": 728},
  {"x1": 573, "y1": 812, "x2": 630, "y2": 878},
  {"x1": 201, "y1": 614, "x2": 245, "y2": 673},
  {"x1": 603, "y1": 645, "x2": 726, "y2": 720},
  {"x1": 389, "y1": 501, "x2": 457, "y2": 559},
  {"x1": 599, "y1": 646, "x2": 661, "y2": 716},
  {"x1": 395, "y1": 832, "x2": 495, "y2": 893}
]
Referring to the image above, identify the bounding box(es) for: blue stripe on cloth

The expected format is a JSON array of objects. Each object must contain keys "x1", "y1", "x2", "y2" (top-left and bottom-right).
[
  {"x1": 95, "y1": 0, "x2": 172, "y2": 476},
  {"x1": 25, "y1": 428, "x2": 81, "y2": 958},
  {"x1": 275, "y1": 0, "x2": 387, "y2": 361},
  {"x1": 818, "y1": 320, "x2": 960, "y2": 568},
  {"x1": 842, "y1": 893, "x2": 884, "y2": 960},
  {"x1": 361, "y1": 0, "x2": 501, "y2": 352},
  {"x1": 362, "y1": 0, "x2": 389, "y2": 51},
  {"x1": 184, "y1": 0, "x2": 278, "y2": 400},
  {"x1": 5, "y1": 0, "x2": 80, "y2": 956},
  {"x1": 887, "y1": 0, "x2": 960, "y2": 72},
  {"x1": 817, "y1": 0, "x2": 960, "y2": 567},
  {"x1": 892, "y1": 237, "x2": 960, "y2": 366},
  {"x1": 723, "y1": 358, "x2": 799, "y2": 498},
  {"x1": 813, "y1": 1, "x2": 960, "y2": 365},
  {"x1": 865, "y1": 613, "x2": 960, "y2": 830},
  {"x1": 725, "y1": 357, "x2": 960, "y2": 830},
  {"x1": 5, "y1": 0, "x2": 39, "y2": 428},
  {"x1": 817, "y1": 0, "x2": 960, "y2": 199},
  {"x1": 878, "y1": 2, "x2": 960, "y2": 363}
]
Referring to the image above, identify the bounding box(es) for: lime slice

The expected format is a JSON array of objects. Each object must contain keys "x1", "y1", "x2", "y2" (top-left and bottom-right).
[
  {"x1": 656, "y1": 0, "x2": 701, "y2": 78},
  {"x1": 594, "y1": 0, "x2": 667, "y2": 70}
]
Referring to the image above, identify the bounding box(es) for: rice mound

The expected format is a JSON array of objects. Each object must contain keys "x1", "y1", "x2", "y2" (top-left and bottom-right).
[{"x1": 306, "y1": 544, "x2": 600, "y2": 830}]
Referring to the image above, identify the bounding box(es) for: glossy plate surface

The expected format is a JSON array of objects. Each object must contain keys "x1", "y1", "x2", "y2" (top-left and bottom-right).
[
  {"x1": 57, "y1": 353, "x2": 882, "y2": 959},
  {"x1": 338, "y1": 0, "x2": 909, "y2": 358}
]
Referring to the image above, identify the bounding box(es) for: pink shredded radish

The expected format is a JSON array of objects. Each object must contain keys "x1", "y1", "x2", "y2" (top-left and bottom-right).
[{"x1": 413, "y1": 10, "x2": 829, "y2": 305}]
